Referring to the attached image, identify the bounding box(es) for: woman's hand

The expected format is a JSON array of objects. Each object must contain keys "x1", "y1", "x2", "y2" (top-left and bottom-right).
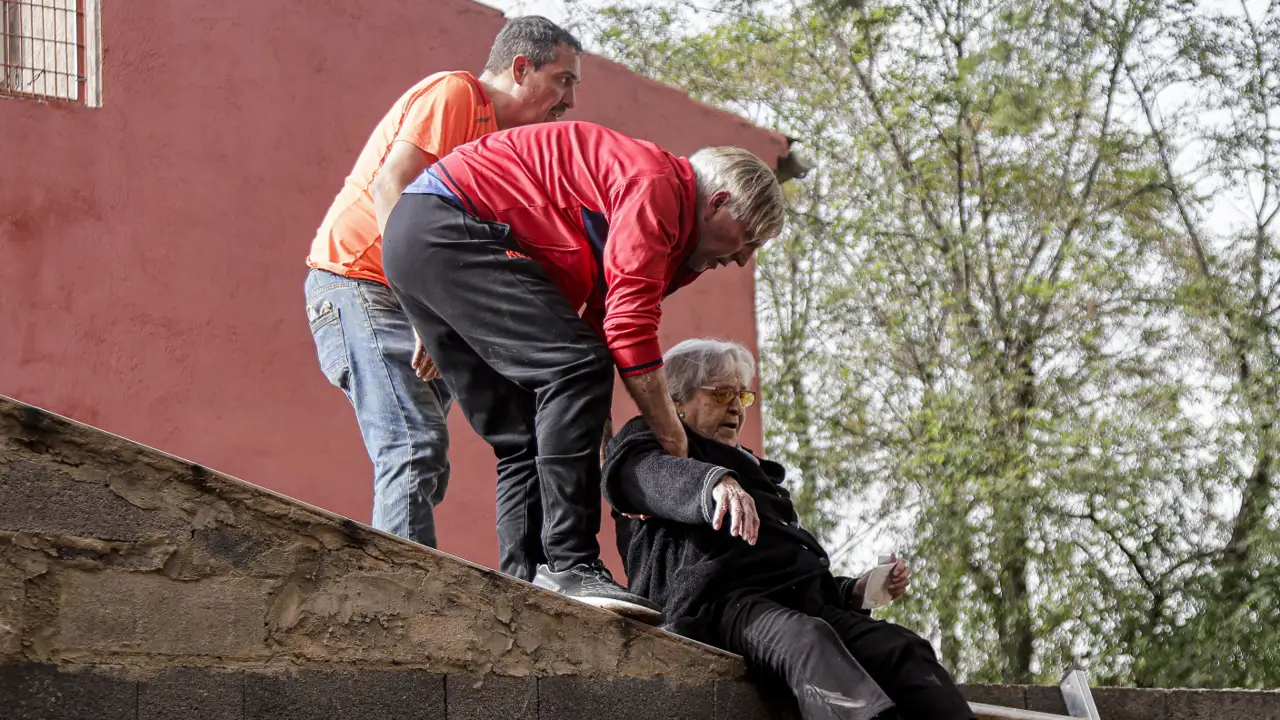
[
  {"x1": 886, "y1": 556, "x2": 911, "y2": 598},
  {"x1": 852, "y1": 554, "x2": 912, "y2": 607},
  {"x1": 711, "y1": 477, "x2": 759, "y2": 545},
  {"x1": 854, "y1": 554, "x2": 912, "y2": 603}
]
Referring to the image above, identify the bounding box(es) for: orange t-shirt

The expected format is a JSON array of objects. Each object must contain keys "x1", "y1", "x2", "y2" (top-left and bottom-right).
[{"x1": 307, "y1": 71, "x2": 498, "y2": 284}]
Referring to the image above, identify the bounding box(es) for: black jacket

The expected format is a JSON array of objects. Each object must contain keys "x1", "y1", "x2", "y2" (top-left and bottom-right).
[{"x1": 602, "y1": 416, "x2": 864, "y2": 640}]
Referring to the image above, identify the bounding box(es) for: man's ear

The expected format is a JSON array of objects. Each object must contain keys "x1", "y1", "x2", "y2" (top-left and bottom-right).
[
  {"x1": 511, "y1": 55, "x2": 533, "y2": 84},
  {"x1": 709, "y1": 189, "x2": 733, "y2": 213}
]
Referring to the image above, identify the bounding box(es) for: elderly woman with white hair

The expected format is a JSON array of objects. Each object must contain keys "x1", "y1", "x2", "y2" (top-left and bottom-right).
[{"x1": 602, "y1": 338, "x2": 976, "y2": 720}]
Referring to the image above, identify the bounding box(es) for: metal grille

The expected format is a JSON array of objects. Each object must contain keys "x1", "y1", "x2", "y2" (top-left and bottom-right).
[{"x1": 1, "y1": 0, "x2": 85, "y2": 102}]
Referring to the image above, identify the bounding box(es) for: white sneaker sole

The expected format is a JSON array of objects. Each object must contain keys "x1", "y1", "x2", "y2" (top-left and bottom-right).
[{"x1": 570, "y1": 595, "x2": 664, "y2": 624}]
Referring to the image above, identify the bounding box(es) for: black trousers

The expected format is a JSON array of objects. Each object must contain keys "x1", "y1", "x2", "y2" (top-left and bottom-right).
[
  {"x1": 714, "y1": 578, "x2": 976, "y2": 720},
  {"x1": 382, "y1": 194, "x2": 613, "y2": 581}
]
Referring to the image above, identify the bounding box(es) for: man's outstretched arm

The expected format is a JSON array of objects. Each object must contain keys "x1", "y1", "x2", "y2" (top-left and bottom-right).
[{"x1": 621, "y1": 367, "x2": 688, "y2": 458}]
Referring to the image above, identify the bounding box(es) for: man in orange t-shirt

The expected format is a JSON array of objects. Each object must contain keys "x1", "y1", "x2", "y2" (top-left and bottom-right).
[{"x1": 303, "y1": 16, "x2": 582, "y2": 549}]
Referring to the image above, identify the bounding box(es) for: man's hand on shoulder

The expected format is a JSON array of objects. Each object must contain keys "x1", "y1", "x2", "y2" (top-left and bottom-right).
[{"x1": 621, "y1": 367, "x2": 688, "y2": 458}]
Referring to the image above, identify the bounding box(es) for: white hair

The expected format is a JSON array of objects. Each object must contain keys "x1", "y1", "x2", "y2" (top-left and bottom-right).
[
  {"x1": 688, "y1": 147, "x2": 786, "y2": 244},
  {"x1": 664, "y1": 338, "x2": 756, "y2": 402}
]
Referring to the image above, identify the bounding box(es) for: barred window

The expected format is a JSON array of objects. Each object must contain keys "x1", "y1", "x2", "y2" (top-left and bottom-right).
[{"x1": 1, "y1": 0, "x2": 101, "y2": 106}]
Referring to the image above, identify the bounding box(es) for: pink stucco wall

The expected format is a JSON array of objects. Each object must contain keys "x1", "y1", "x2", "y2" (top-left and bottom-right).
[{"x1": 0, "y1": 0, "x2": 784, "y2": 573}]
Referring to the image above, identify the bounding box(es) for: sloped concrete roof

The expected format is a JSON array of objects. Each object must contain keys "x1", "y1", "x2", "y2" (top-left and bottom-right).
[
  {"x1": 5, "y1": 394, "x2": 1279, "y2": 720},
  {"x1": 0, "y1": 394, "x2": 745, "y2": 680}
]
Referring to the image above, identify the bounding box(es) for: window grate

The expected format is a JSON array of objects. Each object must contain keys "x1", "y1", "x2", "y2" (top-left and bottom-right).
[{"x1": 1, "y1": 0, "x2": 97, "y2": 104}]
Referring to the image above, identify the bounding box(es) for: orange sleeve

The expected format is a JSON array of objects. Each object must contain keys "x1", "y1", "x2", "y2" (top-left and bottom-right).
[{"x1": 397, "y1": 74, "x2": 478, "y2": 159}]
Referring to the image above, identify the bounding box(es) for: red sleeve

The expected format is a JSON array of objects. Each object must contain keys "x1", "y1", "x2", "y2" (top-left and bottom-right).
[{"x1": 601, "y1": 175, "x2": 682, "y2": 376}]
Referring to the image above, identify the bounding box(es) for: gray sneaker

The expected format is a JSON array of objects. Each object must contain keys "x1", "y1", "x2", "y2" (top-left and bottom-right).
[{"x1": 533, "y1": 561, "x2": 663, "y2": 623}]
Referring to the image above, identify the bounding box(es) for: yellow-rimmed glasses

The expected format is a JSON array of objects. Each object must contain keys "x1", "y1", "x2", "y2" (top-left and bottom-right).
[{"x1": 699, "y1": 386, "x2": 757, "y2": 407}]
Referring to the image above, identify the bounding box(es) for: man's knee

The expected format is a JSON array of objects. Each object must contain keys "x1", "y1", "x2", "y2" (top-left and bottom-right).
[
  {"x1": 554, "y1": 348, "x2": 615, "y2": 423},
  {"x1": 407, "y1": 437, "x2": 450, "y2": 485},
  {"x1": 398, "y1": 399, "x2": 451, "y2": 479}
]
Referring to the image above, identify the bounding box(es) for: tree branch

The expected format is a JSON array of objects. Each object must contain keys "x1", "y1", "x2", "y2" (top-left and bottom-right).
[{"x1": 1030, "y1": 10, "x2": 1137, "y2": 340}]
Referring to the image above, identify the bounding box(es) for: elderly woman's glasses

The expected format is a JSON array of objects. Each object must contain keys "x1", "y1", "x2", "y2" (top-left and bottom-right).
[{"x1": 700, "y1": 386, "x2": 757, "y2": 407}]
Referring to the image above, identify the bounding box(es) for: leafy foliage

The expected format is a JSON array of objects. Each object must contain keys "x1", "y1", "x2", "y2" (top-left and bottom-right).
[{"x1": 568, "y1": 0, "x2": 1280, "y2": 687}]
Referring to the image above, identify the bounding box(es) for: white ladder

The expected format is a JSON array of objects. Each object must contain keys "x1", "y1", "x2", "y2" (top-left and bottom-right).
[{"x1": 970, "y1": 669, "x2": 1102, "y2": 720}]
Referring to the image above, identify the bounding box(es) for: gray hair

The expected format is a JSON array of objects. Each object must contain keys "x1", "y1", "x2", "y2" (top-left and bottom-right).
[
  {"x1": 484, "y1": 16, "x2": 583, "y2": 73},
  {"x1": 664, "y1": 338, "x2": 756, "y2": 402},
  {"x1": 688, "y1": 147, "x2": 786, "y2": 245}
]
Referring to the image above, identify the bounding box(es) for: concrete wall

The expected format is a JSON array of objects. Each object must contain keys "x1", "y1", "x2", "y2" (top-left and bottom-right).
[
  {"x1": 3, "y1": 665, "x2": 776, "y2": 720},
  {"x1": 0, "y1": 395, "x2": 754, "y2": 680},
  {"x1": 7, "y1": 664, "x2": 1280, "y2": 720},
  {"x1": 0, "y1": 0, "x2": 785, "y2": 576},
  {"x1": 5, "y1": 394, "x2": 1280, "y2": 720}
]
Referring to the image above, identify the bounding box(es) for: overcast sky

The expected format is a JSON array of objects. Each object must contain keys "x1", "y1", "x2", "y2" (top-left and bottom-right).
[{"x1": 479, "y1": 0, "x2": 576, "y2": 25}]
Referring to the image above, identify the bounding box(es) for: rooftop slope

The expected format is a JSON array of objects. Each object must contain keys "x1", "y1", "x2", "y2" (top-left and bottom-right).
[
  {"x1": 0, "y1": 393, "x2": 785, "y2": 719},
  {"x1": 3, "y1": 394, "x2": 1278, "y2": 720}
]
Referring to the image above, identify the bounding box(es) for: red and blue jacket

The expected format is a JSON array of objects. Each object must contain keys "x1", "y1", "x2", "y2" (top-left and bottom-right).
[{"x1": 403, "y1": 121, "x2": 703, "y2": 377}]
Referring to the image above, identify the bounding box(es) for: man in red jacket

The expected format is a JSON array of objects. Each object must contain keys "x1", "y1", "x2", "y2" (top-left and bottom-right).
[{"x1": 382, "y1": 121, "x2": 784, "y2": 617}]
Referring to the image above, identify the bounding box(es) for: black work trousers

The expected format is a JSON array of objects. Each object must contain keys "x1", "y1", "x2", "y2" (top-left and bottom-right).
[
  {"x1": 382, "y1": 193, "x2": 613, "y2": 581},
  {"x1": 714, "y1": 577, "x2": 976, "y2": 720}
]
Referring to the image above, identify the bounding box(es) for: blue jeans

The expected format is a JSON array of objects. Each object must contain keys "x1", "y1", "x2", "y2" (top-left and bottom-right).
[{"x1": 304, "y1": 268, "x2": 452, "y2": 547}]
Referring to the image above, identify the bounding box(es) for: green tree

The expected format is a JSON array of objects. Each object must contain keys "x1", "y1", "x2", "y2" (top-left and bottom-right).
[
  {"x1": 1121, "y1": 0, "x2": 1280, "y2": 686},
  {"x1": 570, "y1": 0, "x2": 1280, "y2": 687}
]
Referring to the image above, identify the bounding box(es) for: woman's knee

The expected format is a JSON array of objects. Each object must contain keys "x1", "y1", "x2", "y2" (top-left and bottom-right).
[
  {"x1": 796, "y1": 614, "x2": 846, "y2": 646},
  {"x1": 899, "y1": 626, "x2": 941, "y2": 659},
  {"x1": 745, "y1": 612, "x2": 847, "y2": 666},
  {"x1": 778, "y1": 618, "x2": 895, "y2": 719},
  {"x1": 864, "y1": 623, "x2": 944, "y2": 671}
]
